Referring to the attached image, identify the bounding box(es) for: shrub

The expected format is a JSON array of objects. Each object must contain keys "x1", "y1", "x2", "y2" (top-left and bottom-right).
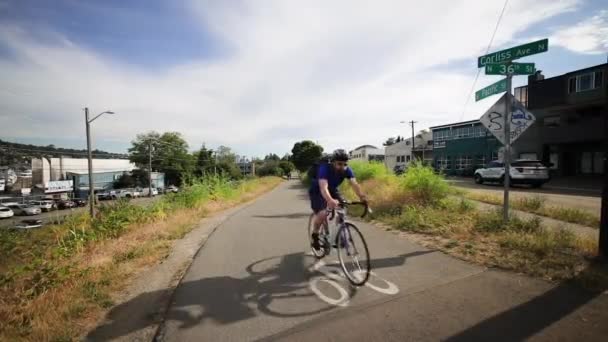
[
  {"x1": 400, "y1": 162, "x2": 449, "y2": 206},
  {"x1": 474, "y1": 209, "x2": 506, "y2": 233},
  {"x1": 348, "y1": 160, "x2": 389, "y2": 182},
  {"x1": 515, "y1": 196, "x2": 545, "y2": 211}
]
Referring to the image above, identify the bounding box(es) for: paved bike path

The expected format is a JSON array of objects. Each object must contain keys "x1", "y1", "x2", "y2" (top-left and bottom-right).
[{"x1": 158, "y1": 181, "x2": 608, "y2": 341}]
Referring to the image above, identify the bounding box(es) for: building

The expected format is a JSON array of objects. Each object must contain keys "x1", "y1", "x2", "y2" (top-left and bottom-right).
[
  {"x1": 32, "y1": 157, "x2": 136, "y2": 186},
  {"x1": 513, "y1": 64, "x2": 606, "y2": 176},
  {"x1": 384, "y1": 131, "x2": 433, "y2": 172},
  {"x1": 67, "y1": 170, "x2": 165, "y2": 199},
  {"x1": 349, "y1": 145, "x2": 385, "y2": 162},
  {"x1": 431, "y1": 120, "x2": 502, "y2": 176}
]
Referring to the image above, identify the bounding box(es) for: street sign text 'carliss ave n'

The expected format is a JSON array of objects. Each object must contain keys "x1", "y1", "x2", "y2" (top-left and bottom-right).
[{"x1": 478, "y1": 39, "x2": 548, "y2": 67}]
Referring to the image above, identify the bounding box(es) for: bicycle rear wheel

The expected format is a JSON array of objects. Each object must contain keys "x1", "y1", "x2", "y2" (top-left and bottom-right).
[{"x1": 336, "y1": 222, "x2": 370, "y2": 286}]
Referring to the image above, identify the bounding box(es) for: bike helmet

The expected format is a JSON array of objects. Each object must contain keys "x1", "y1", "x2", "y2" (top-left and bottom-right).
[{"x1": 331, "y1": 149, "x2": 349, "y2": 162}]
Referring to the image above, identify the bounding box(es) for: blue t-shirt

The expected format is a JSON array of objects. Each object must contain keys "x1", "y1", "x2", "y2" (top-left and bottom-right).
[{"x1": 310, "y1": 163, "x2": 355, "y2": 194}]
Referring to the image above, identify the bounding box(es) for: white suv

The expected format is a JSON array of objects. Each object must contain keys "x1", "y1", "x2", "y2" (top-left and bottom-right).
[{"x1": 474, "y1": 160, "x2": 550, "y2": 188}]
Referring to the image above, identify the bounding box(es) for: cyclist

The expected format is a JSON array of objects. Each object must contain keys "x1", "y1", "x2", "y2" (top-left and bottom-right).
[{"x1": 309, "y1": 149, "x2": 367, "y2": 250}]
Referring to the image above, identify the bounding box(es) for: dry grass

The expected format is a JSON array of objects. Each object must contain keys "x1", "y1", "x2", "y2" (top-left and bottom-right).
[
  {"x1": 0, "y1": 177, "x2": 282, "y2": 342},
  {"x1": 346, "y1": 174, "x2": 603, "y2": 288},
  {"x1": 464, "y1": 192, "x2": 600, "y2": 228}
]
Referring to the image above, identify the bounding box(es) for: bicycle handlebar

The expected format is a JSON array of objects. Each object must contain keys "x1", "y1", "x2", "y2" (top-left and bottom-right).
[{"x1": 327, "y1": 201, "x2": 371, "y2": 219}]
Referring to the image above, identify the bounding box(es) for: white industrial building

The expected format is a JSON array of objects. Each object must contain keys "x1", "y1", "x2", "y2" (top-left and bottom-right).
[
  {"x1": 32, "y1": 157, "x2": 136, "y2": 192},
  {"x1": 384, "y1": 131, "x2": 433, "y2": 172},
  {"x1": 349, "y1": 145, "x2": 385, "y2": 162}
]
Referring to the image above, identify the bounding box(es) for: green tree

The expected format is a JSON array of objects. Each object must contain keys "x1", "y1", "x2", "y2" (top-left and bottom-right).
[
  {"x1": 264, "y1": 153, "x2": 280, "y2": 161},
  {"x1": 383, "y1": 137, "x2": 396, "y2": 146},
  {"x1": 195, "y1": 145, "x2": 216, "y2": 177},
  {"x1": 128, "y1": 131, "x2": 194, "y2": 186},
  {"x1": 257, "y1": 160, "x2": 283, "y2": 177},
  {"x1": 281, "y1": 153, "x2": 291, "y2": 161},
  {"x1": 278, "y1": 160, "x2": 295, "y2": 176},
  {"x1": 291, "y1": 140, "x2": 323, "y2": 172}
]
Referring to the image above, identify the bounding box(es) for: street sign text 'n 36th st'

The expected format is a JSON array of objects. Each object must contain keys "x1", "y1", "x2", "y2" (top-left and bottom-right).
[
  {"x1": 485, "y1": 62, "x2": 535, "y2": 75},
  {"x1": 477, "y1": 39, "x2": 548, "y2": 67}
]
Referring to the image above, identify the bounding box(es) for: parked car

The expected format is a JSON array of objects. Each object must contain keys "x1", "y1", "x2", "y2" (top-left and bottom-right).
[
  {"x1": 393, "y1": 165, "x2": 406, "y2": 175},
  {"x1": 56, "y1": 199, "x2": 76, "y2": 210},
  {"x1": 97, "y1": 191, "x2": 114, "y2": 200},
  {"x1": 28, "y1": 200, "x2": 56, "y2": 212},
  {"x1": 13, "y1": 219, "x2": 43, "y2": 229},
  {"x1": 474, "y1": 160, "x2": 550, "y2": 188},
  {"x1": 114, "y1": 189, "x2": 135, "y2": 199},
  {"x1": 0, "y1": 206, "x2": 14, "y2": 219},
  {"x1": 141, "y1": 188, "x2": 159, "y2": 197},
  {"x1": 131, "y1": 189, "x2": 142, "y2": 198},
  {"x1": 6, "y1": 203, "x2": 41, "y2": 216},
  {"x1": 166, "y1": 185, "x2": 179, "y2": 193},
  {"x1": 73, "y1": 198, "x2": 88, "y2": 207}
]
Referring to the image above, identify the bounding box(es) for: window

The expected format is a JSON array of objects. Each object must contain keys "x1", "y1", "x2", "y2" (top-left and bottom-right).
[
  {"x1": 550, "y1": 153, "x2": 559, "y2": 170},
  {"x1": 519, "y1": 153, "x2": 538, "y2": 160},
  {"x1": 436, "y1": 156, "x2": 451, "y2": 170},
  {"x1": 406, "y1": 155, "x2": 411, "y2": 162},
  {"x1": 594, "y1": 152, "x2": 605, "y2": 174},
  {"x1": 427, "y1": 140, "x2": 433, "y2": 146},
  {"x1": 514, "y1": 86, "x2": 528, "y2": 107},
  {"x1": 569, "y1": 71, "x2": 604, "y2": 93},
  {"x1": 543, "y1": 116, "x2": 560, "y2": 127}
]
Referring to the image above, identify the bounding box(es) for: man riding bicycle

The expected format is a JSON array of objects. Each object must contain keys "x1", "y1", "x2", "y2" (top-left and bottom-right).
[{"x1": 309, "y1": 149, "x2": 367, "y2": 250}]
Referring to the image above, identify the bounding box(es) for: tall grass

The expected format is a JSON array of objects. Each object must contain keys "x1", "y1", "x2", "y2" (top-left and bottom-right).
[
  {"x1": 0, "y1": 175, "x2": 281, "y2": 341},
  {"x1": 348, "y1": 160, "x2": 390, "y2": 182}
]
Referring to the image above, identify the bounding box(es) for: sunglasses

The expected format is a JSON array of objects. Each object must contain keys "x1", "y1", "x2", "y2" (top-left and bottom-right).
[{"x1": 335, "y1": 162, "x2": 348, "y2": 167}]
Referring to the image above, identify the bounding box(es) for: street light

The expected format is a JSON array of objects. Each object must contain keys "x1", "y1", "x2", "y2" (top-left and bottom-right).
[{"x1": 84, "y1": 108, "x2": 115, "y2": 218}]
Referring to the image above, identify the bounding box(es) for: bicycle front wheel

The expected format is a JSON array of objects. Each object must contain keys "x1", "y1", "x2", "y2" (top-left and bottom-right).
[{"x1": 336, "y1": 222, "x2": 370, "y2": 286}]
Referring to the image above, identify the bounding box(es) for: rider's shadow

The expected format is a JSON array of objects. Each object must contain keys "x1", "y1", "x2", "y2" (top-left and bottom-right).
[{"x1": 87, "y1": 252, "x2": 419, "y2": 340}]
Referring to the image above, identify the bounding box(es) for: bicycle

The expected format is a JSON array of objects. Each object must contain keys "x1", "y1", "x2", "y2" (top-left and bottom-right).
[{"x1": 307, "y1": 201, "x2": 371, "y2": 286}]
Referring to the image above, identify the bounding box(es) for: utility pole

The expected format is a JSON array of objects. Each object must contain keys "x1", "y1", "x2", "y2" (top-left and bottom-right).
[
  {"x1": 409, "y1": 120, "x2": 417, "y2": 161},
  {"x1": 148, "y1": 141, "x2": 153, "y2": 197},
  {"x1": 503, "y1": 72, "x2": 513, "y2": 223},
  {"x1": 85, "y1": 107, "x2": 95, "y2": 218},
  {"x1": 599, "y1": 76, "x2": 608, "y2": 258}
]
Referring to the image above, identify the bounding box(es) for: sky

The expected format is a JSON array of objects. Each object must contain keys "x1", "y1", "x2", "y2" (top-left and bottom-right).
[{"x1": 0, "y1": 0, "x2": 607, "y2": 158}]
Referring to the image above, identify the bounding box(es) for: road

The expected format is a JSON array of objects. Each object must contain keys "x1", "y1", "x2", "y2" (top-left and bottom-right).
[
  {"x1": 0, "y1": 196, "x2": 161, "y2": 228},
  {"x1": 140, "y1": 181, "x2": 607, "y2": 341},
  {"x1": 450, "y1": 178, "x2": 601, "y2": 216}
]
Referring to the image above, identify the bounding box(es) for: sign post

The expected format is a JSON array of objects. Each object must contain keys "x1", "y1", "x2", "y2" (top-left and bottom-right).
[
  {"x1": 476, "y1": 38, "x2": 548, "y2": 222},
  {"x1": 503, "y1": 73, "x2": 512, "y2": 222}
]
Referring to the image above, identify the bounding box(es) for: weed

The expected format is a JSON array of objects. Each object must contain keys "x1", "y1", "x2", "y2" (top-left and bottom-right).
[
  {"x1": 400, "y1": 162, "x2": 449, "y2": 206},
  {"x1": 474, "y1": 210, "x2": 506, "y2": 233},
  {"x1": 516, "y1": 195, "x2": 545, "y2": 211}
]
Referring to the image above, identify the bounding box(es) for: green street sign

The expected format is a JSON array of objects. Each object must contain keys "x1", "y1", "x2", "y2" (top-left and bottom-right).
[
  {"x1": 478, "y1": 39, "x2": 548, "y2": 67},
  {"x1": 475, "y1": 78, "x2": 507, "y2": 102},
  {"x1": 485, "y1": 62, "x2": 536, "y2": 75}
]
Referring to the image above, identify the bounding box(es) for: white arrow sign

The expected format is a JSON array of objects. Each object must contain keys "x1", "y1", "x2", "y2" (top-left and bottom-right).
[{"x1": 479, "y1": 93, "x2": 536, "y2": 146}]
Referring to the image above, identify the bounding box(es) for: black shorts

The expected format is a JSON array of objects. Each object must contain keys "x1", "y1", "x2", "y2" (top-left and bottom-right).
[{"x1": 309, "y1": 189, "x2": 343, "y2": 214}]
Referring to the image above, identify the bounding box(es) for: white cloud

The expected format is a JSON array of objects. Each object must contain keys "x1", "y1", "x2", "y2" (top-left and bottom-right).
[
  {"x1": 552, "y1": 10, "x2": 608, "y2": 54},
  {"x1": 0, "y1": 0, "x2": 580, "y2": 156}
]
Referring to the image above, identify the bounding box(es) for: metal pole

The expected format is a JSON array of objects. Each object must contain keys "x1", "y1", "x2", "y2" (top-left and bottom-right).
[
  {"x1": 148, "y1": 141, "x2": 153, "y2": 197},
  {"x1": 85, "y1": 107, "x2": 95, "y2": 218},
  {"x1": 599, "y1": 87, "x2": 608, "y2": 257},
  {"x1": 410, "y1": 120, "x2": 416, "y2": 161},
  {"x1": 503, "y1": 73, "x2": 512, "y2": 223}
]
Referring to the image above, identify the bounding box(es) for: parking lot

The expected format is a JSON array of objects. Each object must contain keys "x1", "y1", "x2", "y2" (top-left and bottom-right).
[
  {"x1": 449, "y1": 177, "x2": 602, "y2": 216},
  {"x1": 0, "y1": 195, "x2": 162, "y2": 228}
]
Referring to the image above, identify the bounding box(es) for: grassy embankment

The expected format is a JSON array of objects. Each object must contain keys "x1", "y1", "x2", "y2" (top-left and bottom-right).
[
  {"x1": 333, "y1": 161, "x2": 606, "y2": 290},
  {"x1": 0, "y1": 175, "x2": 282, "y2": 341},
  {"x1": 463, "y1": 192, "x2": 600, "y2": 228}
]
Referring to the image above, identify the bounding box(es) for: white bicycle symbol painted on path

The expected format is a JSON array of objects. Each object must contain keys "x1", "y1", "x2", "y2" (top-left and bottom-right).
[{"x1": 309, "y1": 259, "x2": 399, "y2": 307}]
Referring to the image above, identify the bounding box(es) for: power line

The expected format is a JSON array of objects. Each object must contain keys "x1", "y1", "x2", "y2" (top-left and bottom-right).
[{"x1": 459, "y1": 0, "x2": 510, "y2": 122}]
